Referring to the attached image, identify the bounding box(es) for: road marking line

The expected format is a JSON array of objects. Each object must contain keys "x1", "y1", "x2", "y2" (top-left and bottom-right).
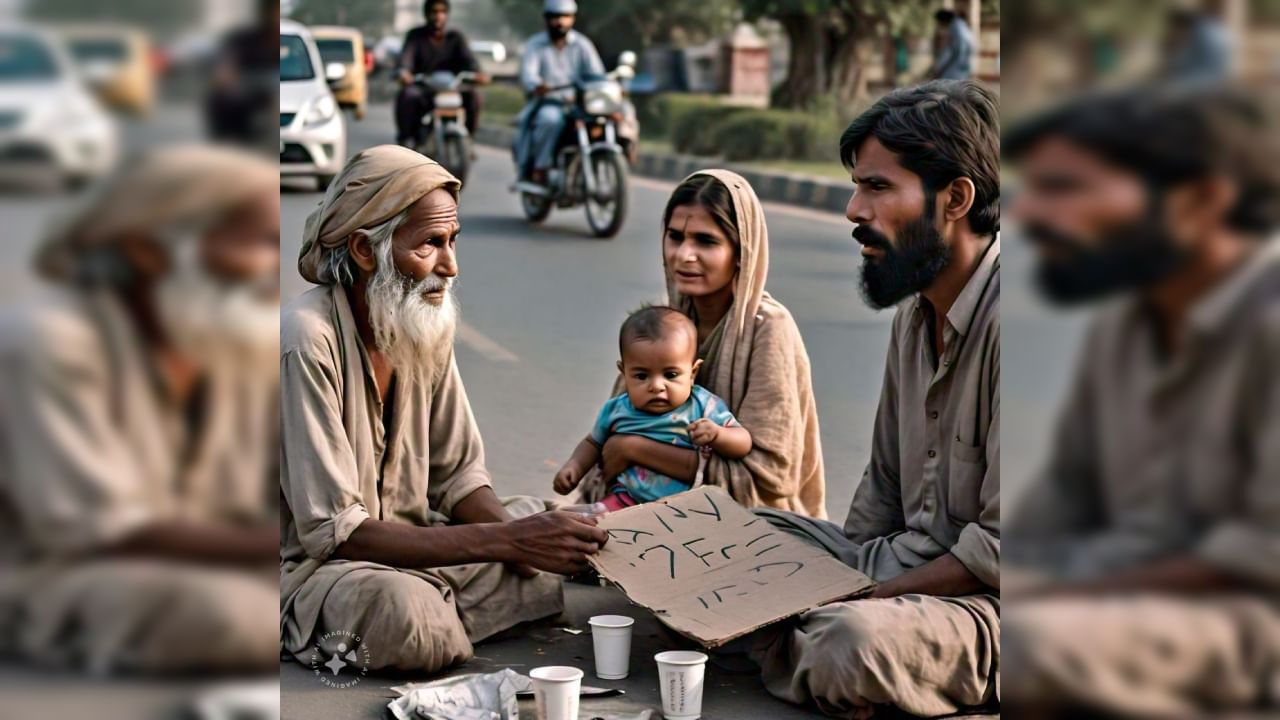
[{"x1": 457, "y1": 321, "x2": 520, "y2": 363}]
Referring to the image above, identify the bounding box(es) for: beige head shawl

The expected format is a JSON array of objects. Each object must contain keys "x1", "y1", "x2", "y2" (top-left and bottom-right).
[
  {"x1": 36, "y1": 144, "x2": 277, "y2": 281},
  {"x1": 666, "y1": 170, "x2": 769, "y2": 403},
  {"x1": 298, "y1": 145, "x2": 460, "y2": 284},
  {"x1": 664, "y1": 170, "x2": 769, "y2": 505}
]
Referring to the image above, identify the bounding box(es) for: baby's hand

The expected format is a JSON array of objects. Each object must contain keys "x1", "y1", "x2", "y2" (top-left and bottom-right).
[
  {"x1": 688, "y1": 419, "x2": 720, "y2": 446},
  {"x1": 553, "y1": 465, "x2": 582, "y2": 495}
]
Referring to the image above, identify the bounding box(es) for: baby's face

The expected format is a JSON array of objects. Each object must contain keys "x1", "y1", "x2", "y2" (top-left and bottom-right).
[{"x1": 619, "y1": 332, "x2": 700, "y2": 414}]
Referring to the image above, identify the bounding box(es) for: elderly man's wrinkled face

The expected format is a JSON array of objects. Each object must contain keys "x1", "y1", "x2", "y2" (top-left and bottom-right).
[
  {"x1": 386, "y1": 188, "x2": 460, "y2": 306},
  {"x1": 846, "y1": 136, "x2": 951, "y2": 309},
  {"x1": 202, "y1": 191, "x2": 281, "y2": 291},
  {"x1": 1011, "y1": 136, "x2": 1191, "y2": 303},
  {"x1": 155, "y1": 192, "x2": 281, "y2": 358},
  {"x1": 357, "y1": 188, "x2": 461, "y2": 382}
]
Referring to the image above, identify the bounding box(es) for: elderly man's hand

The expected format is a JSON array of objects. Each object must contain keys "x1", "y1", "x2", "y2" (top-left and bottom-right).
[{"x1": 503, "y1": 511, "x2": 609, "y2": 575}]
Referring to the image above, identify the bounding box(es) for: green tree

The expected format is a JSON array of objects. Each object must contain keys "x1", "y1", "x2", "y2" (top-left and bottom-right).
[
  {"x1": 740, "y1": 0, "x2": 931, "y2": 113},
  {"x1": 290, "y1": 0, "x2": 396, "y2": 40},
  {"x1": 741, "y1": 0, "x2": 998, "y2": 113}
]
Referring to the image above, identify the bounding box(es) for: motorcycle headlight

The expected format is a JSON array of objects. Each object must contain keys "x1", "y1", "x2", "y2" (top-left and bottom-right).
[
  {"x1": 304, "y1": 94, "x2": 337, "y2": 127},
  {"x1": 584, "y1": 90, "x2": 619, "y2": 116}
]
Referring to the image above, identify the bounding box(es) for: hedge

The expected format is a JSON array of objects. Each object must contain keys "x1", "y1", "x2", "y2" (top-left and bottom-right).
[
  {"x1": 716, "y1": 109, "x2": 843, "y2": 163},
  {"x1": 481, "y1": 83, "x2": 526, "y2": 120},
  {"x1": 482, "y1": 87, "x2": 845, "y2": 163}
]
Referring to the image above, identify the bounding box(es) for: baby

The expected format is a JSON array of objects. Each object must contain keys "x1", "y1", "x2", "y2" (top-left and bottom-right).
[{"x1": 554, "y1": 305, "x2": 752, "y2": 511}]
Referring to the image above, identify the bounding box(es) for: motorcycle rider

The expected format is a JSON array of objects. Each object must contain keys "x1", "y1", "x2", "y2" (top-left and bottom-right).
[
  {"x1": 516, "y1": 0, "x2": 604, "y2": 186},
  {"x1": 395, "y1": 0, "x2": 490, "y2": 146}
]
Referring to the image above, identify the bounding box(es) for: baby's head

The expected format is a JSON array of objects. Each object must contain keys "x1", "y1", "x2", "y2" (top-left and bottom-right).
[{"x1": 617, "y1": 305, "x2": 702, "y2": 414}]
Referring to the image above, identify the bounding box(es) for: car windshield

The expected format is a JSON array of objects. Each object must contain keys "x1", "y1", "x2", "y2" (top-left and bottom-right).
[
  {"x1": 0, "y1": 33, "x2": 61, "y2": 82},
  {"x1": 68, "y1": 38, "x2": 128, "y2": 63},
  {"x1": 316, "y1": 39, "x2": 354, "y2": 64},
  {"x1": 279, "y1": 34, "x2": 313, "y2": 81}
]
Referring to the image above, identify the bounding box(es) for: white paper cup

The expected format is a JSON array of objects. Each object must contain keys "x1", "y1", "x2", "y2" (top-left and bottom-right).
[
  {"x1": 654, "y1": 650, "x2": 708, "y2": 720},
  {"x1": 588, "y1": 614, "x2": 635, "y2": 680},
  {"x1": 529, "y1": 665, "x2": 583, "y2": 720}
]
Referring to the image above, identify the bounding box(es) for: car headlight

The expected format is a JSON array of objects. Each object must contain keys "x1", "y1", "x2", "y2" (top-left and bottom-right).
[{"x1": 304, "y1": 94, "x2": 337, "y2": 127}]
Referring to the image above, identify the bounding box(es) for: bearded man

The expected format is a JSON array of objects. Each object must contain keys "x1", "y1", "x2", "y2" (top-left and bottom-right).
[
  {"x1": 279, "y1": 145, "x2": 607, "y2": 674},
  {"x1": 0, "y1": 145, "x2": 281, "y2": 675},
  {"x1": 1002, "y1": 86, "x2": 1280, "y2": 718},
  {"x1": 750, "y1": 80, "x2": 1001, "y2": 718}
]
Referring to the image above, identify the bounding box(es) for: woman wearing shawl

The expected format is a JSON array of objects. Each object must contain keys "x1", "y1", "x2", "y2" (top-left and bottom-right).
[{"x1": 575, "y1": 170, "x2": 827, "y2": 518}]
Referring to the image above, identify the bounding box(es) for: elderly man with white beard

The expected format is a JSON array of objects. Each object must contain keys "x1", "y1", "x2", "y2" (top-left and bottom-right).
[
  {"x1": 280, "y1": 145, "x2": 608, "y2": 674},
  {"x1": 0, "y1": 145, "x2": 281, "y2": 675}
]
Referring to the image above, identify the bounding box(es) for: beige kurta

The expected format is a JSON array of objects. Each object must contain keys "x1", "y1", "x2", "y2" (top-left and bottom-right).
[
  {"x1": 751, "y1": 238, "x2": 1001, "y2": 718},
  {"x1": 279, "y1": 285, "x2": 563, "y2": 673},
  {"x1": 0, "y1": 290, "x2": 279, "y2": 674},
  {"x1": 1004, "y1": 238, "x2": 1280, "y2": 716}
]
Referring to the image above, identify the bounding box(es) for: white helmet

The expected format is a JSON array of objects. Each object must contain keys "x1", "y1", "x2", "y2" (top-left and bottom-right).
[{"x1": 544, "y1": 0, "x2": 577, "y2": 15}]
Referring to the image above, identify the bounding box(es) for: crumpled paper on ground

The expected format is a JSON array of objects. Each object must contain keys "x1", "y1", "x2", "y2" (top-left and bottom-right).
[{"x1": 388, "y1": 668, "x2": 530, "y2": 720}]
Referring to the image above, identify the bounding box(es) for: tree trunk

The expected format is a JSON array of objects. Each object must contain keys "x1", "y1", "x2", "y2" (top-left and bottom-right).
[
  {"x1": 774, "y1": 14, "x2": 825, "y2": 109},
  {"x1": 828, "y1": 25, "x2": 873, "y2": 115},
  {"x1": 825, "y1": 7, "x2": 883, "y2": 116}
]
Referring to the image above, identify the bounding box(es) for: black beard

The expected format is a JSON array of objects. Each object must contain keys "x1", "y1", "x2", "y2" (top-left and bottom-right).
[
  {"x1": 854, "y1": 194, "x2": 951, "y2": 309},
  {"x1": 547, "y1": 25, "x2": 569, "y2": 40},
  {"x1": 1026, "y1": 211, "x2": 1191, "y2": 304}
]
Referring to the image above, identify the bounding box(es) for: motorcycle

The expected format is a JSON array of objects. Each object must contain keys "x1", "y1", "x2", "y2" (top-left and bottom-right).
[
  {"x1": 412, "y1": 70, "x2": 477, "y2": 185},
  {"x1": 511, "y1": 60, "x2": 635, "y2": 238}
]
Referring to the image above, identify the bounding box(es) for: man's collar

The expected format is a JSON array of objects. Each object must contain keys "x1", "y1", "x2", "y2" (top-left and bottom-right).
[
  {"x1": 1188, "y1": 235, "x2": 1280, "y2": 334},
  {"x1": 912, "y1": 235, "x2": 1000, "y2": 336}
]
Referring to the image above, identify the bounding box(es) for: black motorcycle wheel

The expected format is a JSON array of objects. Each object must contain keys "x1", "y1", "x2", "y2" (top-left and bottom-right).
[
  {"x1": 444, "y1": 134, "x2": 470, "y2": 186},
  {"x1": 521, "y1": 191, "x2": 552, "y2": 223},
  {"x1": 584, "y1": 150, "x2": 628, "y2": 238}
]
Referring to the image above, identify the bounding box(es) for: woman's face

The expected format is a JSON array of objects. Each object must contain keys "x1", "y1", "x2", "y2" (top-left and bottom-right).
[{"x1": 663, "y1": 203, "x2": 737, "y2": 298}]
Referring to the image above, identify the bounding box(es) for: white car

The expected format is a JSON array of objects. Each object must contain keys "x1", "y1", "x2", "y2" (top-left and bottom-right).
[
  {"x1": 0, "y1": 26, "x2": 117, "y2": 188},
  {"x1": 280, "y1": 19, "x2": 345, "y2": 188}
]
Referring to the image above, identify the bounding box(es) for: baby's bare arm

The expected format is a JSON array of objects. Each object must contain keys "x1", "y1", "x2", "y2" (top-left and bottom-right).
[
  {"x1": 711, "y1": 424, "x2": 753, "y2": 459},
  {"x1": 566, "y1": 436, "x2": 601, "y2": 474},
  {"x1": 554, "y1": 436, "x2": 602, "y2": 494}
]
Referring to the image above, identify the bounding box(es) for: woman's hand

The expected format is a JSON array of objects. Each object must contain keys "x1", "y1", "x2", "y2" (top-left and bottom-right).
[
  {"x1": 502, "y1": 511, "x2": 610, "y2": 576},
  {"x1": 599, "y1": 434, "x2": 636, "y2": 481}
]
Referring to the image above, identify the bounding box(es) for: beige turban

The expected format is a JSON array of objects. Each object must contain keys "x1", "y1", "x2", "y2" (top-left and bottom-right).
[
  {"x1": 298, "y1": 145, "x2": 460, "y2": 284},
  {"x1": 36, "y1": 144, "x2": 277, "y2": 281}
]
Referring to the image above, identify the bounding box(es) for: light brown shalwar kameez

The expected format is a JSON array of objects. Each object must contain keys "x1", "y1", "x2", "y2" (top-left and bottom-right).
[
  {"x1": 0, "y1": 146, "x2": 280, "y2": 676},
  {"x1": 751, "y1": 239, "x2": 1002, "y2": 719},
  {"x1": 279, "y1": 286, "x2": 563, "y2": 673},
  {"x1": 280, "y1": 146, "x2": 562, "y2": 674},
  {"x1": 577, "y1": 170, "x2": 827, "y2": 518},
  {"x1": 1003, "y1": 238, "x2": 1280, "y2": 717},
  {"x1": 0, "y1": 292, "x2": 279, "y2": 674}
]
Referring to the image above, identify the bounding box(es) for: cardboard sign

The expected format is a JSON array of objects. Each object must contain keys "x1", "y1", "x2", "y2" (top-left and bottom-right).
[{"x1": 587, "y1": 486, "x2": 876, "y2": 647}]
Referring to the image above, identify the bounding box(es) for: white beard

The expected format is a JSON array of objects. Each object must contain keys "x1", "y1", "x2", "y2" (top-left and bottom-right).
[
  {"x1": 365, "y1": 244, "x2": 458, "y2": 388},
  {"x1": 156, "y1": 240, "x2": 280, "y2": 362}
]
